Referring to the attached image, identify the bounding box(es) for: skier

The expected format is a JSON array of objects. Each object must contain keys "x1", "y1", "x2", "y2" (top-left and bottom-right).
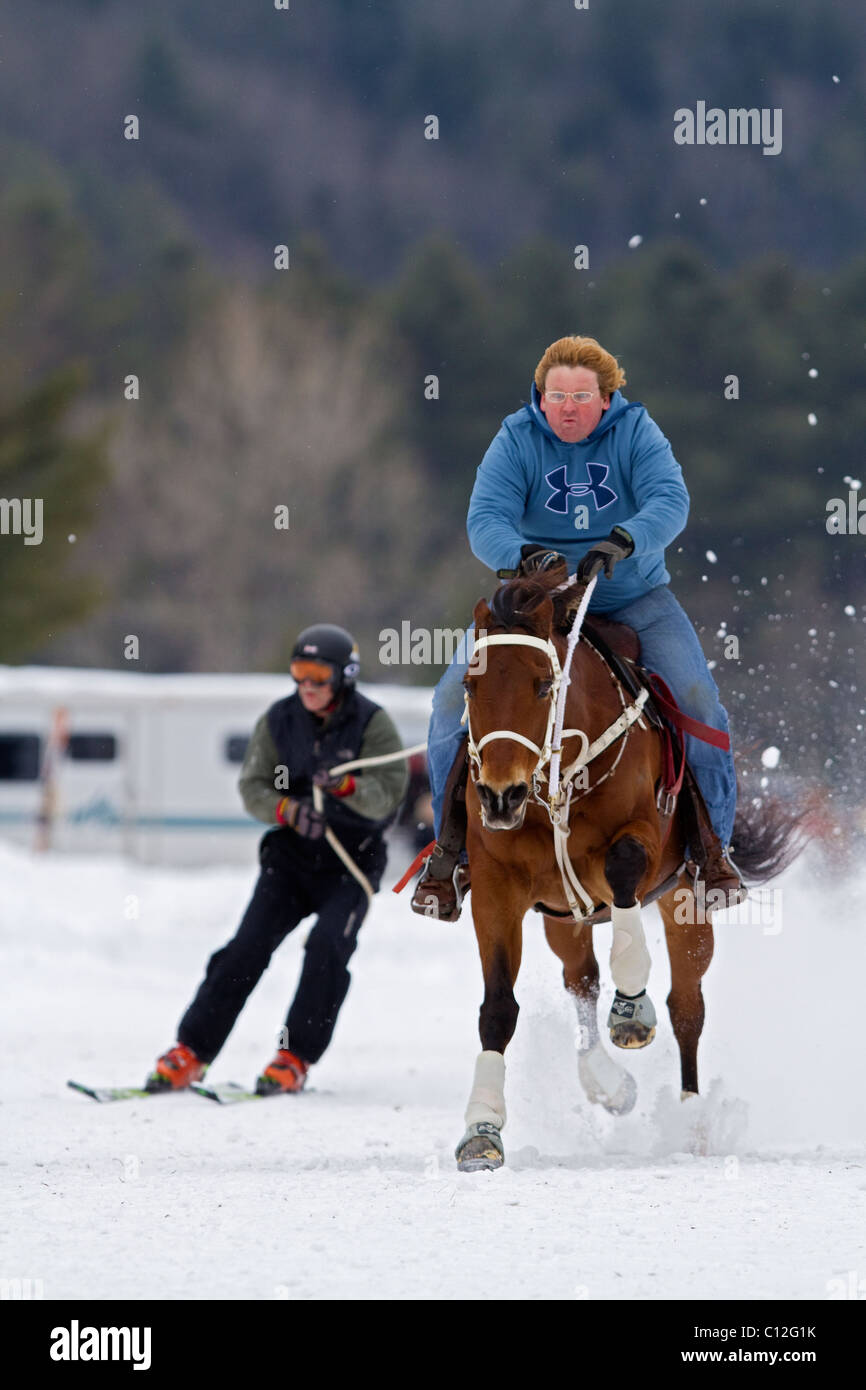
[
  {"x1": 411, "y1": 334, "x2": 746, "y2": 921},
  {"x1": 148, "y1": 624, "x2": 408, "y2": 1095}
]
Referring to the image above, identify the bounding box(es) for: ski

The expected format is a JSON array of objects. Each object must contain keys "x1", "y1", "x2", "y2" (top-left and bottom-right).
[
  {"x1": 68, "y1": 1077, "x2": 295, "y2": 1104},
  {"x1": 67, "y1": 1080, "x2": 165, "y2": 1103},
  {"x1": 190, "y1": 1081, "x2": 272, "y2": 1104}
]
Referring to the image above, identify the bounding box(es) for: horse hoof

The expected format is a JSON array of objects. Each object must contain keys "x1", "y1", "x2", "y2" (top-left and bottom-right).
[
  {"x1": 607, "y1": 990, "x2": 657, "y2": 1050},
  {"x1": 455, "y1": 1122, "x2": 504, "y2": 1172},
  {"x1": 609, "y1": 1022, "x2": 656, "y2": 1050},
  {"x1": 602, "y1": 1070, "x2": 638, "y2": 1115},
  {"x1": 578, "y1": 1047, "x2": 638, "y2": 1115}
]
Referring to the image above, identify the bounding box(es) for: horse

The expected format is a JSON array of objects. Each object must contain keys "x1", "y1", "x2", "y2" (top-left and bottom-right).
[{"x1": 454, "y1": 570, "x2": 805, "y2": 1172}]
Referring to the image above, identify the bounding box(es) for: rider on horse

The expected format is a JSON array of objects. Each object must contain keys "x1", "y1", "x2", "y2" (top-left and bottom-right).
[{"x1": 412, "y1": 333, "x2": 746, "y2": 920}]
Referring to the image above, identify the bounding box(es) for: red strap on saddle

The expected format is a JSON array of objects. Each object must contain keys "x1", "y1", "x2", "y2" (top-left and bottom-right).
[
  {"x1": 645, "y1": 672, "x2": 731, "y2": 751},
  {"x1": 393, "y1": 839, "x2": 437, "y2": 894}
]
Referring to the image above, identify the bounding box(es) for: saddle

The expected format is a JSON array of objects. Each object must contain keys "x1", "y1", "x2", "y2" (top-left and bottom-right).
[
  {"x1": 580, "y1": 618, "x2": 658, "y2": 723},
  {"x1": 578, "y1": 618, "x2": 678, "y2": 810},
  {"x1": 580, "y1": 614, "x2": 641, "y2": 665}
]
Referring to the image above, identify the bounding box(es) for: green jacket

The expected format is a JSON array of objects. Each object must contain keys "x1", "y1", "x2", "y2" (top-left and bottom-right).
[{"x1": 239, "y1": 699, "x2": 409, "y2": 826}]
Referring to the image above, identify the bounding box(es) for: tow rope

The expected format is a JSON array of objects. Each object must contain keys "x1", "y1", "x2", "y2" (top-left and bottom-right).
[{"x1": 314, "y1": 742, "x2": 428, "y2": 902}]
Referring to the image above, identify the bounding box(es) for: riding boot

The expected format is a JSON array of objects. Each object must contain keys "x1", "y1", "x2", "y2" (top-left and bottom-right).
[
  {"x1": 680, "y1": 763, "x2": 748, "y2": 909},
  {"x1": 410, "y1": 741, "x2": 470, "y2": 922}
]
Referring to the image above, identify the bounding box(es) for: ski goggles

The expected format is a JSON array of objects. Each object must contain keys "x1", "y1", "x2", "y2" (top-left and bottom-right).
[{"x1": 290, "y1": 658, "x2": 338, "y2": 686}]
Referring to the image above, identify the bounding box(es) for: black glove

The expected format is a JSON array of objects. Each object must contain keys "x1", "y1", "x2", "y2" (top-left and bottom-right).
[
  {"x1": 312, "y1": 767, "x2": 353, "y2": 795},
  {"x1": 280, "y1": 796, "x2": 325, "y2": 839},
  {"x1": 518, "y1": 544, "x2": 568, "y2": 577},
  {"x1": 576, "y1": 527, "x2": 634, "y2": 584}
]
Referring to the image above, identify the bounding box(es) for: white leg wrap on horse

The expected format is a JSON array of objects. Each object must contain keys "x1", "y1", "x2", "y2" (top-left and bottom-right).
[
  {"x1": 464, "y1": 1050, "x2": 506, "y2": 1129},
  {"x1": 579, "y1": 1040, "x2": 627, "y2": 1096},
  {"x1": 610, "y1": 902, "x2": 650, "y2": 997}
]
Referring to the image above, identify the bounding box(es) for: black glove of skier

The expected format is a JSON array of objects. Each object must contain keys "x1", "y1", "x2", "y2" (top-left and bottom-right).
[
  {"x1": 312, "y1": 767, "x2": 354, "y2": 795},
  {"x1": 576, "y1": 527, "x2": 634, "y2": 584},
  {"x1": 279, "y1": 796, "x2": 325, "y2": 839}
]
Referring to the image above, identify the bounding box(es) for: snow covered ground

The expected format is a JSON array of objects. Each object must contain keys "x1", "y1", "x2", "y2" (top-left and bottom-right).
[{"x1": 2, "y1": 836, "x2": 864, "y2": 1301}]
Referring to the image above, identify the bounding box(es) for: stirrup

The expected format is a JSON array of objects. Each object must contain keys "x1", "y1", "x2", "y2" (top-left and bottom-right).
[
  {"x1": 410, "y1": 856, "x2": 468, "y2": 921},
  {"x1": 685, "y1": 856, "x2": 748, "y2": 908}
]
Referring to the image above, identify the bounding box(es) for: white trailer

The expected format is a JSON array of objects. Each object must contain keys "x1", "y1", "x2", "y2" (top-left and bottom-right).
[{"x1": 0, "y1": 666, "x2": 432, "y2": 865}]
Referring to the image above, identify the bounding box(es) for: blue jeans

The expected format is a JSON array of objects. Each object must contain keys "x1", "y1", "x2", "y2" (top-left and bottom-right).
[{"x1": 427, "y1": 585, "x2": 737, "y2": 849}]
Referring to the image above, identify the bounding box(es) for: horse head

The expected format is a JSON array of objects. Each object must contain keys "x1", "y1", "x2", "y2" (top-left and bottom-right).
[{"x1": 465, "y1": 572, "x2": 585, "y2": 831}]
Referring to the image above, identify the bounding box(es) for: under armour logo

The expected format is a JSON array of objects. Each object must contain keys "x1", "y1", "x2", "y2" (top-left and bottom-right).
[{"x1": 544, "y1": 462, "x2": 618, "y2": 514}]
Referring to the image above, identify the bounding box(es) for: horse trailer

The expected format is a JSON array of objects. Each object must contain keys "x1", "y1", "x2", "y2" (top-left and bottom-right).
[{"x1": 0, "y1": 666, "x2": 432, "y2": 866}]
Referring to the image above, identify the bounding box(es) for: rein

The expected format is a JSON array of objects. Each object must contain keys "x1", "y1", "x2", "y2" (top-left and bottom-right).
[{"x1": 547, "y1": 574, "x2": 596, "y2": 801}]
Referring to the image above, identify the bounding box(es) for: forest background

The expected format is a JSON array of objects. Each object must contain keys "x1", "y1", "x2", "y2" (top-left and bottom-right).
[{"x1": 0, "y1": 0, "x2": 864, "y2": 797}]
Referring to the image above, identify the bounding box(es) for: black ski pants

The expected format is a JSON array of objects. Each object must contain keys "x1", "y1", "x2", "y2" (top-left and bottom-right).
[{"x1": 178, "y1": 829, "x2": 384, "y2": 1066}]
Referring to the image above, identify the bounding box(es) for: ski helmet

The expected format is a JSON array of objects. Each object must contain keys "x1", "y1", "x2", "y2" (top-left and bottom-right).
[{"x1": 290, "y1": 624, "x2": 360, "y2": 691}]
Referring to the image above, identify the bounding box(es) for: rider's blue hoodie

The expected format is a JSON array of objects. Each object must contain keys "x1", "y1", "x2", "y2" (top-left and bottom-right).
[{"x1": 466, "y1": 383, "x2": 690, "y2": 613}]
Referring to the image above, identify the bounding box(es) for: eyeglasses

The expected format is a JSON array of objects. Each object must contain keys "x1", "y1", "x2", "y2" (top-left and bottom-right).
[
  {"x1": 544, "y1": 390, "x2": 599, "y2": 404},
  {"x1": 290, "y1": 658, "x2": 336, "y2": 686}
]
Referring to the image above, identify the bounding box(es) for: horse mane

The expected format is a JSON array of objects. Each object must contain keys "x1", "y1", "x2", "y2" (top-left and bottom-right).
[
  {"x1": 489, "y1": 578, "x2": 548, "y2": 631},
  {"x1": 489, "y1": 571, "x2": 588, "y2": 637}
]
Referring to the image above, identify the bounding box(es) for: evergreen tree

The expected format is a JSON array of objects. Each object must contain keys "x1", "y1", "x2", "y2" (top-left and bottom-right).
[{"x1": 0, "y1": 365, "x2": 109, "y2": 661}]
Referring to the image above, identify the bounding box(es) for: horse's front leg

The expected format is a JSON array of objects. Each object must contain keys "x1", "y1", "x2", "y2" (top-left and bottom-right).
[
  {"x1": 455, "y1": 867, "x2": 524, "y2": 1173},
  {"x1": 544, "y1": 917, "x2": 637, "y2": 1115},
  {"x1": 604, "y1": 830, "x2": 658, "y2": 1049}
]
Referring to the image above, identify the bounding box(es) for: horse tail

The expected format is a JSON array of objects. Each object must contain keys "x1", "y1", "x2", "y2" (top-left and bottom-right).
[{"x1": 729, "y1": 782, "x2": 816, "y2": 885}]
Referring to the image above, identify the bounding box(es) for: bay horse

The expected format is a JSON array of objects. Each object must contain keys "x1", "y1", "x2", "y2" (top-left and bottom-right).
[{"x1": 455, "y1": 570, "x2": 803, "y2": 1172}]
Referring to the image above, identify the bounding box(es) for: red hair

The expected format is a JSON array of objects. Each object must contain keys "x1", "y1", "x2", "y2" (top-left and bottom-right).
[{"x1": 534, "y1": 336, "x2": 626, "y2": 397}]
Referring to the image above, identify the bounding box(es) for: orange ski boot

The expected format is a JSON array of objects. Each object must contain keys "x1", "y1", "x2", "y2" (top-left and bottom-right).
[
  {"x1": 256, "y1": 1048, "x2": 308, "y2": 1095},
  {"x1": 146, "y1": 1042, "x2": 206, "y2": 1092}
]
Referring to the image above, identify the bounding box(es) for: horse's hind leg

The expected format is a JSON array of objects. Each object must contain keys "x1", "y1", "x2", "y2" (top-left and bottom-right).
[
  {"x1": 604, "y1": 833, "x2": 657, "y2": 1049},
  {"x1": 455, "y1": 911, "x2": 522, "y2": 1173},
  {"x1": 657, "y1": 886, "x2": 714, "y2": 1097},
  {"x1": 544, "y1": 917, "x2": 637, "y2": 1115}
]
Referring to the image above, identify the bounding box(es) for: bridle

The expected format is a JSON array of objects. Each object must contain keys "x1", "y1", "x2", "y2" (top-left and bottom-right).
[
  {"x1": 462, "y1": 589, "x2": 651, "y2": 921},
  {"x1": 463, "y1": 633, "x2": 587, "y2": 785}
]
